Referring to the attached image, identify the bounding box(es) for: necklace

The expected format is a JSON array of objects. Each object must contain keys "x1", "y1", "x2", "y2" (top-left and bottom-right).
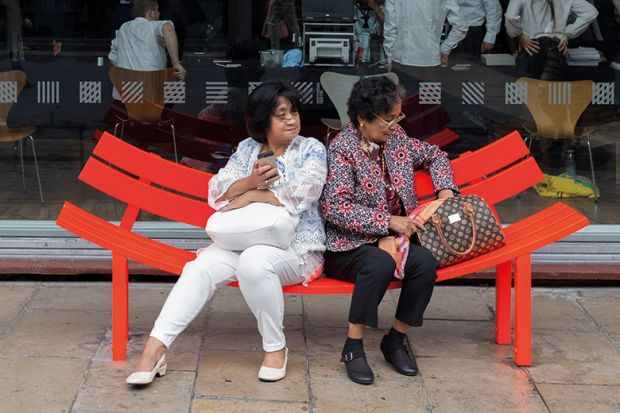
[
  {"x1": 360, "y1": 132, "x2": 393, "y2": 191},
  {"x1": 379, "y1": 150, "x2": 394, "y2": 191}
]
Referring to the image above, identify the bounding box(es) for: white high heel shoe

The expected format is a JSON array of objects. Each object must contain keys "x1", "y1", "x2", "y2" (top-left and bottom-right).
[
  {"x1": 258, "y1": 347, "x2": 288, "y2": 382},
  {"x1": 126, "y1": 354, "x2": 167, "y2": 385}
]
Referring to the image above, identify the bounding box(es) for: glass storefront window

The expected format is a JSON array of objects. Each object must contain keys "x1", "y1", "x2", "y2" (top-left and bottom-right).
[{"x1": 0, "y1": 0, "x2": 618, "y2": 229}]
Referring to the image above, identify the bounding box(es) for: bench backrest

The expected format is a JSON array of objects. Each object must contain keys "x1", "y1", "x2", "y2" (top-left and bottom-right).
[
  {"x1": 83, "y1": 130, "x2": 541, "y2": 231},
  {"x1": 401, "y1": 92, "x2": 452, "y2": 138},
  {"x1": 81, "y1": 132, "x2": 214, "y2": 229},
  {"x1": 414, "y1": 130, "x2": 544, "y2": 208}
]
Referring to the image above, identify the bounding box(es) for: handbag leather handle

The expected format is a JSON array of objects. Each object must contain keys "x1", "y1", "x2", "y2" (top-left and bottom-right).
[{"x1": 430, "y1": 202, "x2": 477, "y2": 256}]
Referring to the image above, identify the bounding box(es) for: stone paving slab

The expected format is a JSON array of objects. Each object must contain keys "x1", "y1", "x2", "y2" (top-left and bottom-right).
[
  {"x1": 193, "y1": 398, "x2": 310, "y2": 412},
  {"x1": 72, "y1": 361, "x2": 195, "y2": 413},
  {"x1": 0, "y1": 283, "x2": 619, "y2": 412},
  {"x1": 424, "y1": 286, "x2": 492, "y2": 321},
  {"x1": 536, "y1": 383, "x2": 620, "y2": 413},
  {"x1": 311, "y1": 378, "x2": 429, "y2": 413},
  {"x1": 529, "y1": 329, "x2": 620, "y2": 385},
  {"x1": 194, "y1": 350, "x2": 309, "y2": 402},
  {"x1": 419, "y1": 357, "x2": 548, "y2": 412},
  {"x1": 0, "y1": 358, "x2": 88, "y2": 413},
  {"x1": 0, "y1": 284, "x2": 35, "y2": 330},
  {"x1": 577, "y1": 297, "x2": 620, "y2": 345},
  {"x1": 28, "y1": 284, "x2": 112, "y2": 312},
  {"x1": 0, "y1": 309, "x2": 108, "y2": 358}
]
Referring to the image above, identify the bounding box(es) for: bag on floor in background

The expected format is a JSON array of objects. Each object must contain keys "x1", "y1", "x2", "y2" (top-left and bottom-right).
[{"x1": 534, "y1": 173, "x2": 596, "y2": 198}]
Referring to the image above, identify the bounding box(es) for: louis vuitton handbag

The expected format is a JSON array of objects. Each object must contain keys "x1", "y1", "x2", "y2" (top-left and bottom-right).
[{"x1": 415, "y1": 195, "x2": 506, "y2": 268}]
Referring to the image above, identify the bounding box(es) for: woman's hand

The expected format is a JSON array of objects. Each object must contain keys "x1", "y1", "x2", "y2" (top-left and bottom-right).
[
  {"x1": 389, "y1": 215, "x2": 425, "y2": 238},
  {"x1": 219, "y1": 189, "x2": 282, "y2": 212},
  {"x1": 440, "y1": 52, "x2": 449, "y2": 65},
  {"x1": 558, "y1": 34, "x2": 569, "y2": 57},
  {"x1": 248, "y1": 161, "x2": 280, "y2": 190},
  {"x1": 437, "y1": 189, "x2": 455, "y2": 199},
  {"x1": 220, "y1": 191, "x2": 253, "y2": 212},
  {"x1": 517, "y1": 35, "x2": 540, "y2": 56},
  {"x1": 214, "y1": 162, "x2": 280, "y2": 204}
]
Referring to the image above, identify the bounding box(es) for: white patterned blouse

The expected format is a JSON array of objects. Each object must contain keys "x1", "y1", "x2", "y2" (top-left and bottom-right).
[{"x1": 208, "y1": 136, "x2": 328, "y2": 283}]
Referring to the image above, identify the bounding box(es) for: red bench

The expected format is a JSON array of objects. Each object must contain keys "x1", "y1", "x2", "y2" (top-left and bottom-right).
[{"x1": 56, "y1": 131, "x2": 588, "y2": 365}]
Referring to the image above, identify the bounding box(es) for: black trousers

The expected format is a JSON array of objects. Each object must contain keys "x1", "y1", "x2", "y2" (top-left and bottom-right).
[
  {"x1": 516, "y1": 37, "x2": 567, "y2": 81},
  {"x1": 453, "y1": 25, "x2": 485, "y2": 60},
  {"x1": 324, "y1": 243, "x2": 437, "y2": 329}
]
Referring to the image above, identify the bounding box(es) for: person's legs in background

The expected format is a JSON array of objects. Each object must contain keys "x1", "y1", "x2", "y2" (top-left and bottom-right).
[{"x1": 266, "y1": 0, "x2": 282, "y2": 49}]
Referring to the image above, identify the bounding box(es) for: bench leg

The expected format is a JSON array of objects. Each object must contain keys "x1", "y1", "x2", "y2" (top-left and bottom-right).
[
  {"x1": 514, "y1": 254, "x2": 532, "y2": 366},
  {"x1": 495, "y1": 262, "x2": 512, "y2": 345},
  {"x1": 112, "y1": 253, "x2": 129, "y2": 361}
]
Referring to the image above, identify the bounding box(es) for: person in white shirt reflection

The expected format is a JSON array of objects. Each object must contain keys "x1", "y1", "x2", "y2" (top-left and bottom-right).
[
  {"x1": 505, "y1": 0, "x2": 597, "y2": 79},
  {"x1": 109, "y1": 0, "x2": 186, "y2": 81},
  {"x1": 383, "y1": 0, "x2": 468, "y2": 67},
  {"x1": 454, "y1": 0, "x2": 502, "y2": 59}
]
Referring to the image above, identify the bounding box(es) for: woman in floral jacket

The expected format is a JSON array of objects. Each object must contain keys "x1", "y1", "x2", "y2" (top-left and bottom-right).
[{"x1": 320, "y1": 76, "x2": 458, "y2": 385}]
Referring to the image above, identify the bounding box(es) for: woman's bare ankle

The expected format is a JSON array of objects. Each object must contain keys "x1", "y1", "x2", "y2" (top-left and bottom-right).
[
  {"x1": 135, "y1": 337, "x2": 166, "y2": 372},
  {"x1": 262, "y1": 348, "x2": 286, "y2": 369}
]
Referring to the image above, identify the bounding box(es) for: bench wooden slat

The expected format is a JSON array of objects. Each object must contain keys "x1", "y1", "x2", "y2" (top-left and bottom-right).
[
  {"x1": 57, "y1": 202, "x2": 192, "y2": 274},
  {"x1": 93, "y1": 132, "x2": 212, "y2": 199},
  {"x1": 450, "y1": 131, "x2": 530, "y2": 185},
  {"x1": 80, "y1": 157, "x2": 213, "y2": 228},
  {"x1": 459, "y1": 157, "x2": 543, "y2": 205},
  {"x1": 422, "y1": 128, "x2": 459, "y2": 148},
  {"x1": 438, "y1": 203, "x2": 587, "y2": 280},
  {"x1": 59, "y1": 201, "x2": 193, "y2": 263}
]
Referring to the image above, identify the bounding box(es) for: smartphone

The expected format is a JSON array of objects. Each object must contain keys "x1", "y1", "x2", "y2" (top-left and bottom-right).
[{"x1": 257, "y1": 150, "x2": 277, "y2": 168}]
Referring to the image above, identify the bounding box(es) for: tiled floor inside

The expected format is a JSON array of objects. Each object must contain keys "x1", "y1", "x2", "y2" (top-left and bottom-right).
[{"x1": 0, "y1": 282, "x2": 619, "y2": 412}]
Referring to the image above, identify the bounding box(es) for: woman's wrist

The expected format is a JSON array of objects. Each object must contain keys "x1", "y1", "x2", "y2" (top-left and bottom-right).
[{"x1": 437, "y1": 189, "x2": 455, "y2": 199}]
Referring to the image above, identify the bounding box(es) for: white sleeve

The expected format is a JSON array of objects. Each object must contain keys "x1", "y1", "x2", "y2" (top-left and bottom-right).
[
  {"x1": 270, "y1": 139, "x2": 327, "y2": 216},
  {"x1": 208, "y1": 140, "x2": 254, "y2": 211},
  {"x1": 565, "y1": 0, "x2": 598, "y2": 39},
  {"x1": 109, "y1": 33, "x2": 118, "y2": 65},
  {"x1": 504, "y1": 0, "x2": 524, "y2": 38},
  {"x1": 482, "y1": 0, "x2": 502, "y2": 44},
  {"x1": 154, "y1": 19, "x2": 175, "y2": 40},
  {"x1": 441, "y1": 0, "x2": 468, "y2": 55},
  {"x1": 382, "y1": 0, "x2": 398, "y2": 63}
]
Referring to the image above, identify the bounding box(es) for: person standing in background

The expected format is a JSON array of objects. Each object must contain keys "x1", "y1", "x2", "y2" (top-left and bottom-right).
[
  {"x1": 454, "y1": 0, "x2": 502, "y2": 59},
  {"x1": 109, "y1": 0, "x2": 186, "y2": 81},
  {"x1": 505, "y1": 0, "x2": 598, "y2": 80},
  {"x1": 383, "y1": 0, "x2": 468, "y2": 67},
  {"x1": 0, "y1": 0, "x2": 29, "y2": 68},
  {"x1": 159, "y1": 0, "x2": 205, "y2": 59},
  {"x1": 265, "y1": 0, "x2": 301, "y2": 50}
]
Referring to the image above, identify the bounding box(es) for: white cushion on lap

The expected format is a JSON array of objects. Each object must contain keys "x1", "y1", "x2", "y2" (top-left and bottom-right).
[{"x1": 205, "y1": 202, "x2": 299, "y2": 250}]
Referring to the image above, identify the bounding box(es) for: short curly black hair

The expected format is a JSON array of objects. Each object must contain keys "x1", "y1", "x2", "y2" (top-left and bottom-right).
[
  {"x1": 245, "y1": 79, "x2": 301, "y2": 143},
  {"x1": 347, "y1": 76, "x2": 404, "y2": 128}
]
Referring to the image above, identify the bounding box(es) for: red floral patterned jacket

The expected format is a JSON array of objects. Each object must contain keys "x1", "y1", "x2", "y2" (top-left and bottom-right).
[{"x1": 320, "y1": 123, "x2": 459, "y2": 252}]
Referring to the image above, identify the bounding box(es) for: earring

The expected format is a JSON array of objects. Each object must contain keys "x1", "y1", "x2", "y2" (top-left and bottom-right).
[{"x1": 360, "y1": 123, "x2": 365, "y2": 128}]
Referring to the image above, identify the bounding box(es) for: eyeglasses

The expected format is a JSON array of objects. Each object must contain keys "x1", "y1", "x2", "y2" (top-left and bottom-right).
[
  {"x1": 372, "y1": 112, "x2": 405, "y2": 128},
  {"x1": 272, "y1": 110, "x2": 299, "y2": 121}
]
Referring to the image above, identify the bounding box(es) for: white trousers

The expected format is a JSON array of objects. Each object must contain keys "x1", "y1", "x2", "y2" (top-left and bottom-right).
[{"x1": 150, "y1": 244, "x2": 305, "y2": 352}]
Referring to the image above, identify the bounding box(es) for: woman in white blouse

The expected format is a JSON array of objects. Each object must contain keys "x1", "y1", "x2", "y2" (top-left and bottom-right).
[
  {"x1": 505, "y1": 0, "x2": 598, "y2": 79},
  {"x1": 126, "y1": 80, "x2": 327, "y2": 385}
]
